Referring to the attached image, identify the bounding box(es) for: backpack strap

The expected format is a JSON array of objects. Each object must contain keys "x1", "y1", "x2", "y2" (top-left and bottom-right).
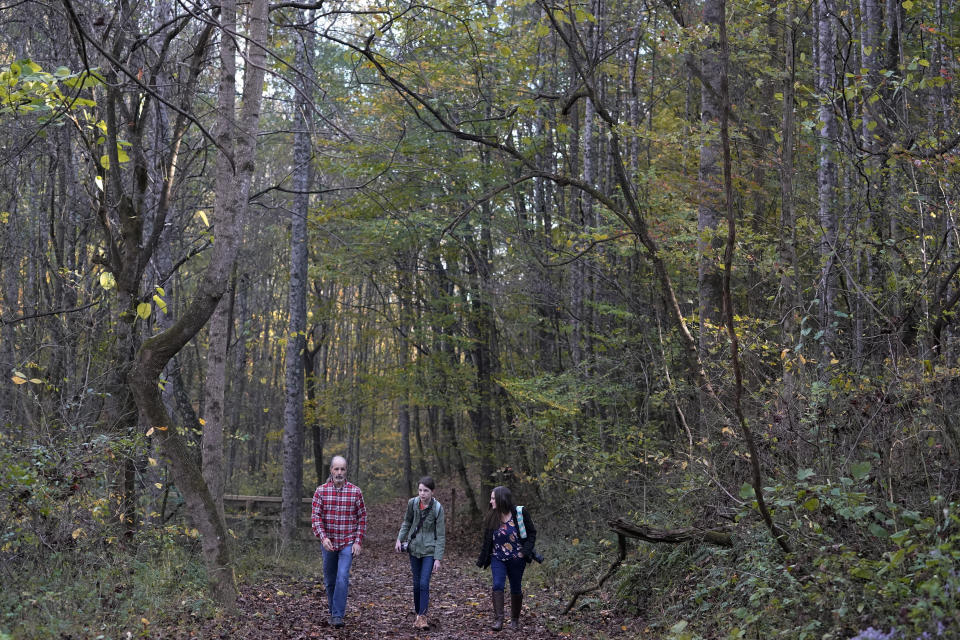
[
  {"x1": 432, "y1": 499, "x2": 441, "y2": 539},
  {"x1": 516, "y1": 505, "x2": 527, "y2": 539}
]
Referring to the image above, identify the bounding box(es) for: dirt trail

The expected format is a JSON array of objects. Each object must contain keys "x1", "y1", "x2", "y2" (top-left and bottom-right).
[{"x1": 168, "y1": 493, "x2": 566, "y2": 639}]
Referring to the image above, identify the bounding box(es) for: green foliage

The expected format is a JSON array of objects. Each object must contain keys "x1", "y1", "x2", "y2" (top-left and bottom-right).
[
  {"x1": 0, "y1": 59, "x2": 102, "y2": 118},
  {"x1": 0, "y1": 427, "x2": 216, "y2": 637},
  {"x1": 616, "y1": 473, "x2": 960, "y2": 639}
]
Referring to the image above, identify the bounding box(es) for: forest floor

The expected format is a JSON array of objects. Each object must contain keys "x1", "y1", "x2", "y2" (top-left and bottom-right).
[{"x1": 160, "y1": 493, "x2": 647, "y2": 639}]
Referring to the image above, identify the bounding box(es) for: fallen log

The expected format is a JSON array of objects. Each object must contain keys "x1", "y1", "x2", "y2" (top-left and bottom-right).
[
  {"x1": 562, "y1": 519, "x2": 732, "y2": 614},
  {"x1": 609, "y1": 518, "x2": 733, "y2": 547}
]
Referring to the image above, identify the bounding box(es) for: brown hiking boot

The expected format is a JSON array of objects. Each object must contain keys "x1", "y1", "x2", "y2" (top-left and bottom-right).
[
  {"x1": 491, "y1": 590, "x2": 505, "y2": 631},
  {"x1": 509, "y1": 592, "x2": 522, "y2": 631}
]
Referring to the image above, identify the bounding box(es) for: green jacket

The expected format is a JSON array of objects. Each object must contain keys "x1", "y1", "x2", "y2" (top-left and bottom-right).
[{"x1": 397, "y1": 497, "x2": 445, "y2": 561}]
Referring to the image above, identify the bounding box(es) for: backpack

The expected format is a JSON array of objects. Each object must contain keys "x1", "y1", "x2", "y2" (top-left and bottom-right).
[
  {"x1": 515, "y1": 505, "x2": 544, "y2": 563},
  {"x1": 515, "y1": 505, "x2": 528, "y2": 539}
]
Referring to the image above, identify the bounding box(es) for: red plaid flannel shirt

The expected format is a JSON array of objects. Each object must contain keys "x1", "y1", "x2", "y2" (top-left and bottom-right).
[{"x1": 311, "y1": 481, "x2": 367, "y2": 550}]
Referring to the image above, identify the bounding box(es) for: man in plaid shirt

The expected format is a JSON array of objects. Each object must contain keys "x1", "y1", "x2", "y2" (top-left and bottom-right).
[{"x1": 312, "y1": 455, "x2": 367, "y2": 628}]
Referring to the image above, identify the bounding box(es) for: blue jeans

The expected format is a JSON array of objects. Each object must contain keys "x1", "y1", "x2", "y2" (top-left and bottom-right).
[
  {"x1": 490, "y1": 556, "x2": 526, "y2": 594},
  {"x1": 322, "y1": 545, "x2": 353, "y2": 619},
  {"x1": 409, "y1": 555, "x2": 435, "y2": 614}
]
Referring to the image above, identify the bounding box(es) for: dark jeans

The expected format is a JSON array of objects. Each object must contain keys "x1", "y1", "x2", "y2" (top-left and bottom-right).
[
  {"x1": 490, "y1": 556, "x2": 526, "y2": 594},
  {"x1": 409, "y1": 554, "x2": 435, "y2": 615}
]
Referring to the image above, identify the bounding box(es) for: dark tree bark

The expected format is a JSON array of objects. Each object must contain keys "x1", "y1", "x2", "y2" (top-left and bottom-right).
[{"x1": 281, "y1": 18, "x2": 313, "y2": 542}]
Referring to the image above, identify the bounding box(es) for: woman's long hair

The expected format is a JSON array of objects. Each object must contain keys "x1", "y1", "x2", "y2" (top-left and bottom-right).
[{"x1": 483, "y1": 485, "x2": 515, "y2": 531}]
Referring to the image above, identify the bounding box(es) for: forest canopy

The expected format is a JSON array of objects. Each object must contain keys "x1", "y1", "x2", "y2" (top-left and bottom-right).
[{"x1": 2, "y1": 0, "x2": 960, "y2": 636}]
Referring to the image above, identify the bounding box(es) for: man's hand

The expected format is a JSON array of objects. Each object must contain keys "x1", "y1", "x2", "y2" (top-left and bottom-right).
[
  {"x1": 322, "y1": 537, "x2": 334, "y2": 552},
  {"x1": 353, "y1": 542, "x2": 363, "y2": 557},
  {"x1": 433, "y1": 560, "x2": 441, "y2": 573},
  {"x1": 395, "y1": 539, "x2": 403, "y2": 552}
]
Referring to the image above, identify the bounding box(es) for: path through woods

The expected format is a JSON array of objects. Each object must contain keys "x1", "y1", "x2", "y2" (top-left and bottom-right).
[{"x1": 161, "y1": 494, "x2": 645, "y2": 639}]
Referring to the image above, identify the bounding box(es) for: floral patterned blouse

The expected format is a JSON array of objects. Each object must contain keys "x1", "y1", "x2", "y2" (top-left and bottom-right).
[{"x1": 491, "y1": 519, "x2": 522, "y2": 562}]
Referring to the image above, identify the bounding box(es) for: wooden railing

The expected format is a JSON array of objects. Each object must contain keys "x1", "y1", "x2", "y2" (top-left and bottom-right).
[{"x1": 223, "y1": 494, "x2": 313, "y2": 527}]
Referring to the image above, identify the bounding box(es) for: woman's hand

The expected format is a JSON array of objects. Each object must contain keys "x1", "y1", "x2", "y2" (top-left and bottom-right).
[{"x1": 433, "y1": 560, "x2": 441, "y2": 573}]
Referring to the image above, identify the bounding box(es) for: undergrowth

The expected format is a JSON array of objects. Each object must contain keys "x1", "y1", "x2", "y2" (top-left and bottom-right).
[
  {"x1": 552, "y1": 467, "x2": 960, "y2": 640},
  {"x1": 1, "y1": 525, "x2": 212, "y2": 639}
]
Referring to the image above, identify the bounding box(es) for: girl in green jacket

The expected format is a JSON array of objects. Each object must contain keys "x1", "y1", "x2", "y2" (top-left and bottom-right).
[{"x1": 395, "y1": 476, "x2": 446, "y2": 630}]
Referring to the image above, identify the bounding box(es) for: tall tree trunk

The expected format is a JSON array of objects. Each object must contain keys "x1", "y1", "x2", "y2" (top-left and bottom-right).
[
  {"x1": 816, "y1": 0, "x2": 839, "y2": 367},
  {"x1": 130, "y1": 0, "x2": 268, "y2": 606},
  {"x1": 281, "y1": 20, "x2": 313, "y2": 542},
  {"x1": 228, "y1": 272, "x2": 250, "y2": 481},
  {"x1": 202, "y1": 297, "x2": 229, "y2": 521},
  {"x1": 396, "y1": 262, "x2": 414, "y2": 496},
  {"x1": 698, "y1": 0, "x2": 726, "y2": 431}
]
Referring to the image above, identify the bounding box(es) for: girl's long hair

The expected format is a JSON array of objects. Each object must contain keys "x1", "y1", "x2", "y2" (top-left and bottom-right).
[{"x1": 483, "y1": 485, "x2": 515, "y2": 531}]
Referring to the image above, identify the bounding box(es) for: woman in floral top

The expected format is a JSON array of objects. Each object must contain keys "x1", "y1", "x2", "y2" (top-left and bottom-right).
[{"x1": 476, "y1": 486, "x2": 537, "y2": 631}]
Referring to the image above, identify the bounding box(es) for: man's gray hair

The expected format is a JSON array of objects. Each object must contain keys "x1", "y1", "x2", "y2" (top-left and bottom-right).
[{"x1": 330, "y1": 455, "x2": 348, "y2": 468}]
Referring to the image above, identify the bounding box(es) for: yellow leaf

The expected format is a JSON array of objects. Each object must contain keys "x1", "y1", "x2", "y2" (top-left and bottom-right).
[
  {"x1": 148, "y1": 457, "x2": 157, "y2": 466},
  {"x1": 99, "y1": 272, "x2": 116, "y2": 290},
  {"x1": 798, "y1": 353, "x2": 807, "y2": 365},
  {"x1": 197, "y1": 210, "x2": 210, "y2": 227},
  {"x1": 154, "y1": 483, "x2": 162, "y2": 489},
  {"x1": 72, "y1": 528, "x2": 84, "y2": 539},
  {"x1": 29, "y1": 378, "x2": 42, "y2": 384},
  {"x1": 830, "y1": 358, "x2": 840, "y2": 365},
  {"x1": 152, "y1": 294, "x2": 167, "y2": 313},
  {"x1": 155, "y1": 425, "x2": 168, "y2": 431},
  {"x1": 11, "y1": 376, "x2": 26, "y2": 385},
  {"x1": 572, "y1": 538, "x2": 579, "y2": 545},
  {"x1": 198, "y1": 418, "x2": 206, "y2": 426},
  {"x1": 145, "y1": 427, "x2": 155, "y2": 437},
  {"x1": 141, "y1": 617, "x2": 149, "y2": 625},
  {"x1": 136, "y1": 302, "x2": 152, "y2": 320}
]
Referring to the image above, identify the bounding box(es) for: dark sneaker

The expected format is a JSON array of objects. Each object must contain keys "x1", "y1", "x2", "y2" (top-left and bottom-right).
[{"x1": 332, "y1": 617, "x2": 344, "y2": 628}]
